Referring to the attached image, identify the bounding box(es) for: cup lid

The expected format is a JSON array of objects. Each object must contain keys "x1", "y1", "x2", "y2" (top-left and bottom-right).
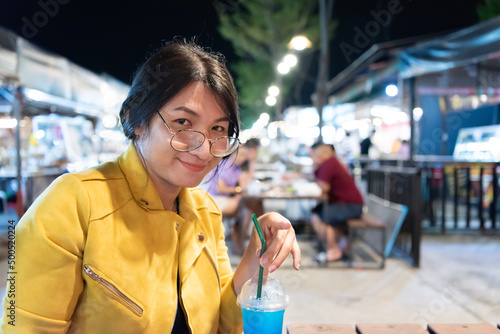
[{"x1": 237, "y1": 276, "x2": 289, "y2": 311}]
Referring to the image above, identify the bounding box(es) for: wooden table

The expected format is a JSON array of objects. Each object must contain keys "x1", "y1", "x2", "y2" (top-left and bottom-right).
[
  {"x1": 241, "y1": 191, "x2": 328, "y2": 225},
  {"x1": 427, "y1": 323, "x2": 500, "y2": 333},
  {"x1": 241, "y1": 192, "x2": 327, "y2": 205},
  {"x1": 356, "y1": 323, "x2": 429, "y2": 333},
  {"x1": 287, "y1": 323, "x2": 500, "y2": 334},
  {"x1": 287, "y1": 324, "x2": 356, "y2": 334}
]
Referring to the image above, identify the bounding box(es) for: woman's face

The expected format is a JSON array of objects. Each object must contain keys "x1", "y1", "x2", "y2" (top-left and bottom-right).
[{"x1": 135, "y1": 82, "x2": 231, "y2": 192}]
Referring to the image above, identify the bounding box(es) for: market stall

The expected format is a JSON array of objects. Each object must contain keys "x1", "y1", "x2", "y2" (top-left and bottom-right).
[{"x1": 0, "y1": 27, "x2": 129, "y2": 218}]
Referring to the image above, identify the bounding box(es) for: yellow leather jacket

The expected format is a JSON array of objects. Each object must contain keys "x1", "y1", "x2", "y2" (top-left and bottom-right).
[{"x1": 0, "y1": 143, "x2": 243, "y2": 333}]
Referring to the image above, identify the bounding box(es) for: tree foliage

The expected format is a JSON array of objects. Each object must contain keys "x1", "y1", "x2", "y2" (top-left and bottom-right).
[
  {"x1": 477, "y1": 0, "x2": 500, "y2": 20},
  {"x1": 217, "y1": 0, "x2": 324, "y2": 127}
]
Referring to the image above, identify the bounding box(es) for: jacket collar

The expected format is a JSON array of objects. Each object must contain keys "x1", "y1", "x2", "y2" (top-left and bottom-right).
[
  {"x1": 118, "y1": 142, "x2": 168, "y2": 210},
  {"x1": 118, "y1": 143, "x2": 210, "y2": 276},
  {"x1": 117, "y1": 143, "x2": 203, "y2": 219}
]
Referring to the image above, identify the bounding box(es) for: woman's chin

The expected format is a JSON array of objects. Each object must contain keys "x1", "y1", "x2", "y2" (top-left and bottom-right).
[{"x1": 177, "y1": 177, "x2": 205, "y2": 189}]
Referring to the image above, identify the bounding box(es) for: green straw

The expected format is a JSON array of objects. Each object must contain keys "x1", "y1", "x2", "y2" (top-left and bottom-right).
[{"x1": 251, "y1": 214, "x2": 266, "y2": 299}]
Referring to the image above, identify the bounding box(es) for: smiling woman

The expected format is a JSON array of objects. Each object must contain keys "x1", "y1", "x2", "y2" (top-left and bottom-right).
[
  {"x1": 134, "y1": 81, "x2": 236, "y2": 206},
  {"x1": 0, "y1": 39, "x2": 301, "y2": 334}
]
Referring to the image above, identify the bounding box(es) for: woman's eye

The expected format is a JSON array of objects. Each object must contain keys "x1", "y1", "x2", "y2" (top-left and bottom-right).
[
  {"x1": 174, "y1": 119, "x2": 190, "y2": 126},
  {"x1": 212, "y1": 125, "x2": 227, "y2": 134}
]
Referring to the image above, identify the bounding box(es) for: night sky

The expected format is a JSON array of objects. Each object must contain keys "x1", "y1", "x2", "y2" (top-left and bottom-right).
[
  {"x1": 0, "y1": 0, "x2": 231, "y2": 84},
  {"x1": 0, "y1": 0, "x2": 481, "y2": 105}
]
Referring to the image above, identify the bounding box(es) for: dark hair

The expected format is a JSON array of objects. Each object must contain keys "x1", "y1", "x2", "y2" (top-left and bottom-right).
[
  {"x1": 311, "y1": 141, "x2": 323, "y2": 150},
  {"x1": 311, "y1": 141, "x2": 335, "y2": 152},
  {"x1": 120, "y1": 39, "x2": 240, "y2": 147},
  {"x1": 244, "y1": 138, "x2": 260, "y2": 149}
]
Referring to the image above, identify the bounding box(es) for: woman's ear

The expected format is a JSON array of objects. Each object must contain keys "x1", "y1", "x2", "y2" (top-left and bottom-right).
[{"x1": 134, "y1": 126, "x2": 144, "y2": 140}]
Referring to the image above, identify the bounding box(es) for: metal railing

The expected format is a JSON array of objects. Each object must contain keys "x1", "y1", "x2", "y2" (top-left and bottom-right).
[
  {"x1": 418, "y1": 161, "x2": 499, "y2": 233},
  {"x1": 366, "y1": 166, "x2": 421, "y2": 267},
  {"x1": 357, "y1": 157, "x2": 499, "y2": 233},
  {"x1": 355, "y1": 156, "x2": 500, "y2": 267}
]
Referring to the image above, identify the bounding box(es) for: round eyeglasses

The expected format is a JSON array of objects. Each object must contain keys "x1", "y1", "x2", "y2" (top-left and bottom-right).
[{"x1": 157, "y1": 111, "x2": 240, "y2": 158}]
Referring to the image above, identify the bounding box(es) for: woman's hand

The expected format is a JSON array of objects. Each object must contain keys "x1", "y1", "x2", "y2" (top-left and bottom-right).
[
  {"x1": 252, "y1": 212, "x2": 301, "y2": 273},
  {"x1": 232, "y1": 212, "x2": 301, "y2": 295}
]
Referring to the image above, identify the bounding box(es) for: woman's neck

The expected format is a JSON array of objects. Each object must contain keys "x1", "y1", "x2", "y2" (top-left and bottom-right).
[
  {"x1": 154, "y1": 182, "x2": 180, "y2": 212},
  {"x1": 135, "y1": 141, "x2": 181, "y2": 211}
]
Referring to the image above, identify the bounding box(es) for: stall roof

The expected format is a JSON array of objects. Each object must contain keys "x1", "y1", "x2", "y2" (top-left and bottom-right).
[
  {"x1": 325, "y1": 32, "x2": 447, "y2": 98},
  {"x1": 0, "y1": 26, "x2": 129, "y2": 117},
  {"x1": 0, "y1": 27, "x2": 17, "y2": 80},
  {"x1": 0, "y1": 27, "x2": 16, "y2": 51},
  {"x1": 400, "y1": 16, "x2": 500, "y2": 78},
  {"x1": 327, "y1": 17, "x2": 500, "y2": 106}
]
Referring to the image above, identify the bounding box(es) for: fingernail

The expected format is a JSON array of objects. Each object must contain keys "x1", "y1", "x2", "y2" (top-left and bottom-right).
[
  {"x1": 260, "y1": 257, "x2": 269, "y2": 267},
  {"x1": 269, "y1": 265, "x2": 277, "y2": 273},
  {"x1": 295, "y1": 263, "x2": 301, "y2": 270},
  {"x1": 255, "y1": 248, "x2": 261, "y2": 257}
]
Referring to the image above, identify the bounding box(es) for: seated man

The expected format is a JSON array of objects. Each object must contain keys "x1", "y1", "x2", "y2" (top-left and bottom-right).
[{"x1": 310, "y1": 143, "x2": 364, "y2": 262}]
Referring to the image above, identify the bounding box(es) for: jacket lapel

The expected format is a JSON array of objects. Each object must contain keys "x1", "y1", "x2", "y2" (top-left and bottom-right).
[
  {"x1": 118, "y1": 143, "x2": 165, "y2": 211},
  {"x1": 177, "y1": 188, "x2": 211, "y2": 283}
]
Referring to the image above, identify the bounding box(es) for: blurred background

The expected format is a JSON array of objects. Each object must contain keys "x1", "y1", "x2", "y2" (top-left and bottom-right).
[
  {"x1": 0, "y1": 0, "x2": 499, "y2": 328},
  {"x1": 0, "y1": 0, "x2": 499, "y2": 253}
]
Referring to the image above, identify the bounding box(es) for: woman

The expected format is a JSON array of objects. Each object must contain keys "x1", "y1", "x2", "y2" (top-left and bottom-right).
[
  {"x1": 1, "y1": 40, "x2": 301, "y2": 333},
  {"x1": 204, "y1": 151, "x2": 247, "y2": 255}
]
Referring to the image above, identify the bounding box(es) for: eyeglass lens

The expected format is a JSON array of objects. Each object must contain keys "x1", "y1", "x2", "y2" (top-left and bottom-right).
[{"x1": 171, "y1": 131, "x2": 238, "y2": 157}]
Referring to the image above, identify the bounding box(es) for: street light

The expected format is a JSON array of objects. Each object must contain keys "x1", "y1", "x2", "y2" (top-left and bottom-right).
[
  {"x1": 267, "y1": 35, "x2": 311, "y2": 125},
  {"x1": 265, "y1": 96, "x2": 277, "y2": 106},
  {"x1": 385, "y1": 84, "x2": 398, "y2": 97},
  {"x1": 283, "y1": 54, "x2": 297, "y2": 67},
  {"x1": 288, "y1": 35, "x2": 312, "y2": 51},
  {"x1": 413, "y1": 107, "x2": 423, "y2": 121},
  {"x1": 277, "y1": 62, "x2": 290, "y2": 75},
  {"x1": 268, "y1": 85, "x2": 280, "y2": 96}
]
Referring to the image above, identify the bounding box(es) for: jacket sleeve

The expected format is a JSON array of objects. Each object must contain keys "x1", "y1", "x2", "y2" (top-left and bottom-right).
[
  {"x1": 0, "y1": 174, "x2": 89, "y2": 333},
  {"x1": 216, "y1": 221, "x2": 243, "y2": 334}
]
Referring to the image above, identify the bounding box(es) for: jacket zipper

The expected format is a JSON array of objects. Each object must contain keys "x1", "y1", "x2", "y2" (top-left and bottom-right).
[{"x1": 83, "y1": 264, "x2": 143, "y2": 316}]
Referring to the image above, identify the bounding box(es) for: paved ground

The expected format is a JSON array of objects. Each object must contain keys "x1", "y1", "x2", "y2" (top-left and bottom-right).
[
  {"x1": 0, "y1": 234, "x2": 498, "y2": 330},
  {"x1": 266, "y1": 234, "x2": 500, "y2": 328},
  {"x1": 227, "y1": 233, "x2": 500, "y2": 328}
]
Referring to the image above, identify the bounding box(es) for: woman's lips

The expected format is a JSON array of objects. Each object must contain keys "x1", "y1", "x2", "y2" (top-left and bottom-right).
[{"x1": 179, "y1": 160, "x2": 206, "y2": 172}]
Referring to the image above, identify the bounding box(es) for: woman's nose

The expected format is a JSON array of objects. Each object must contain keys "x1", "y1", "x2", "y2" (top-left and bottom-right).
[{"x1": 189, "y1": 137, "x2": 212, "y2": 159}]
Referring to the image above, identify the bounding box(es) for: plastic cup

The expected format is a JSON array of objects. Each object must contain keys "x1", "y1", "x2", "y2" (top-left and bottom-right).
[{"x1": 237, "y1": 276, "x2": 289, "y2": 334}]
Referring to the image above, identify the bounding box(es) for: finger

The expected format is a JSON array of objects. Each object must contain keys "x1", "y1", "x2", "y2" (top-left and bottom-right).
[
  {"x1": 259, "y1": 228, "x2": 287, "y2": 268},
  {"x1": 291, "y1": 238, "x2": 301, "y2": 270},
  {"x1": 260, "y1": 212, "x2": 292, "y2": 232},
  {"x1": 250, "y1": 223, "x2": 264, "y2": 251},
  {"x1": 262, "y1": 214, "x2": 291, "y2": 240},
  {"x1": 267, "y1": 230, "x2": 297, "y2": 273}
]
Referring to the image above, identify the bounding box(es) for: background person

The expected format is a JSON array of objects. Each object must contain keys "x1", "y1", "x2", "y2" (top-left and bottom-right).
[
  {"x1": 0, "y1": 40, "x2": 301, "y2": 333},
  {"x1": 239, "y1": 138, "x2": 260, "y2": 182},
  {"x1": 204, "y1": 138, "x2": 265, "y2": 256},
  {"x1": 238, "y1": 138, "x2": 264, "y2": 245},
  {"x1": 310, "y1": 143, "x2": 364, "y2": 262},
  {"x1": 204, "y1": 150, "x2": 248, "y2": 255}
]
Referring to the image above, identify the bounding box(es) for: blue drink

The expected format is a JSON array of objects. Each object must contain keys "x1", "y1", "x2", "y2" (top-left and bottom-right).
[
  {"x1": 238, "y1": 277, "x2": 289, "y2": 334},
  {"x1": 242, "y1": 308, "x2": 285, "y2": 334}
]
